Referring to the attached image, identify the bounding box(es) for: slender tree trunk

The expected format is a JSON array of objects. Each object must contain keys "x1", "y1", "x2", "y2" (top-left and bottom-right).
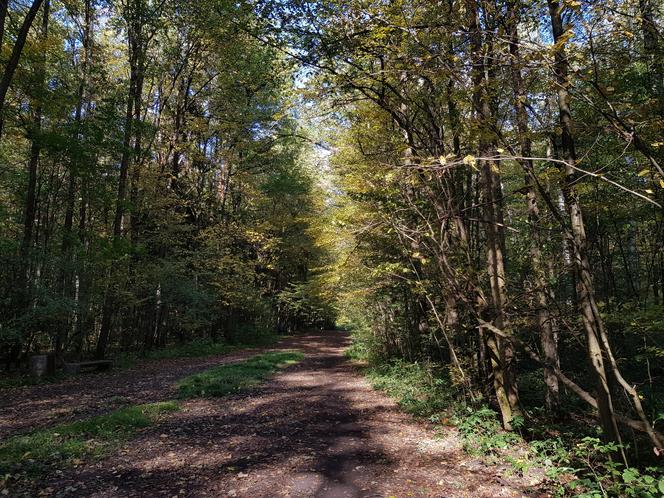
[
  {"x1": 95, "y1": 41, "x2": 137, "y2": 360},
  {"x1": 547, "y1": 0, "x2": 623, "y2": 448},
  {"x1": 0, "y1": 0, "x2": 46, "y2": 139},
  {"x1": 18, "y1": 0, "x2": 49, "y2": 349},
  {"x1": 0, "y1": 0, "x2": 8, "y2": 53},
  {"x1": 639, "y1": 0, "x2": 663, "y2": 114},
  {"x1": 507, "y1": 3, "x2": 559, "y2": 414},
  {"x1": 57, "y1": 0, "x2": 93, "y2": 358},
  {"x1": 468, "y1": 0, "x2": 521, "y2": 429},
  {"x1": 129, "y1": 15, "x2": 145, "y2": 243}
]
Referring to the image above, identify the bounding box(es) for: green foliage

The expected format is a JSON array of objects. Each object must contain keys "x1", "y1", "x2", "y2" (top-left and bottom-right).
[
  {"x1": 0, "y1": 402, "x2": 179, "y2": 476},
  {"x1": 344, "y1": 338, "x2": 371, "y2": 362},
  {"x1": 454, "y1": 406, "x2": 521, "y2": 456},
  {"x1": 177, "y1": 351, "x2": 303, "y2": 398},
  {"x1": 362, "y1": 358, "x2": 455, "y2": 420},
  {"x1": 533, "y1": 437, "x2": 664, "y2": 498},
  {"x1": 0, "y1": 0, "x2": 333, "y2": 371}
]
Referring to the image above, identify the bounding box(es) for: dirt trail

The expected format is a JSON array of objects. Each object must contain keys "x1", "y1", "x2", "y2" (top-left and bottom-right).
[{"x1": 4, "y1": 332, "x2": 548, "y2": 497}]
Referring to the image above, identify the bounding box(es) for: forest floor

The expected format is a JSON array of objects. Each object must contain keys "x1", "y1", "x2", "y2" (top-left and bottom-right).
[{"x1": 1, "y1": 331, "x2": 549, "y2": 497}]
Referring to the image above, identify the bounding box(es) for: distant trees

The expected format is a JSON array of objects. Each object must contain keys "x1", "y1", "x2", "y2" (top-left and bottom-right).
[{"x1": 2, "y1": 0, "x2": 663, "y2": 461}]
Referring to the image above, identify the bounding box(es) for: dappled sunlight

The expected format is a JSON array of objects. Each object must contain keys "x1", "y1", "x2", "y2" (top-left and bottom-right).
[{"x1": 16, "y1": 332, "x2": 544, "y2": 497}]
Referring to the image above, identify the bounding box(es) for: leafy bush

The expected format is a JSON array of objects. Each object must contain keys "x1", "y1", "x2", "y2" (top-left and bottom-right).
[
  {"x1": 454, "y1": 406, "x2": 521, "y2": 455},
  {"x1": 365, "y1": 359, "x2": 455, "y2": 419}
]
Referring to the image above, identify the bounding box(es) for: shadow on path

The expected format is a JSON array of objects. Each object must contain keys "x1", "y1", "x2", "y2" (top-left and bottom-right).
[{"x1": 15, "y1": 332, "x2": 547, "y2": 497}]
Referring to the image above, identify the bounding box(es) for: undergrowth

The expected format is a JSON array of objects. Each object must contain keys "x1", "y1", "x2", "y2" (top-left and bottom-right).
[
  {"x1": 177, "y1": 350, "x2": 303, "y2": 398},
  {"x1": 117, "y1": 334, "x2": 279, "y2": 368},
  {"x1": 346, "y1": 336, "x2": 664, "y2": 497},
  {"x1": 0, "y1": 372, "x2": 67, "y2": 390},
  {"x1": 365, "y1": 360, "x2": 454, "y2": 419}
]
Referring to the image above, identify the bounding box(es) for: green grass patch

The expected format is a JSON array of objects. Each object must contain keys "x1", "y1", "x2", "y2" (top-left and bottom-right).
[
  {"x1": 0, "y1": 401, "x2": 179, "y2": 476},
  {"x1": 1, "y1": 336, "x2": 282, "y2": 389},
  {"x1": 177, "y1": 351, "x2": 303, "y2": 398}
]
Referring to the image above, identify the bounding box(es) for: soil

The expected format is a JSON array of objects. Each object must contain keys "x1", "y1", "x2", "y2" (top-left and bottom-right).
[{"x1": 1, "y1": 331, "x2": 550, "y2": 497}]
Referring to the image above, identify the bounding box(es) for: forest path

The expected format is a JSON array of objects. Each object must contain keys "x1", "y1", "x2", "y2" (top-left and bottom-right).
[{"x1": 8, "y1": 332, "x2": 547, "y2": 497}]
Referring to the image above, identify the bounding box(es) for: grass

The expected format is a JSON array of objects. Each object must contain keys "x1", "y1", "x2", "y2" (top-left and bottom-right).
[
  {"x1": 0, "y1": 343, "x2": 298, "y2": 493},
  {"x1": 0, "y1": 401, "x2": 179, "y2": 476},
  {"x1": 116, "y1": 334, "x2": 280, "y2": 368},
  {"x1": 146, "y1": 335, "x2": 279, "y2": 360},
  {"x1": 177, "y1": 350, "x2": 303, "y2": 398}
]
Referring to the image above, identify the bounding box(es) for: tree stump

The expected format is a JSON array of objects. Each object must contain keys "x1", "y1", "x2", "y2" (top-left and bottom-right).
[{"x1": 30, "y1": 354, "x2": 55, "y2": 378}]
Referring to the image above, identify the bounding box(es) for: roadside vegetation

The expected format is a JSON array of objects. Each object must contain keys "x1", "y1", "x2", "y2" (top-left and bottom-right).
[
  {"x1": 347, "y1": 336, "x2": 664, "y2": 497},
  {"x1": 0, "y1": 334, "x2": 281, "y2": 389},
  {"x1": 0, "y1": 350, "x2": 301, "y2": 492}
]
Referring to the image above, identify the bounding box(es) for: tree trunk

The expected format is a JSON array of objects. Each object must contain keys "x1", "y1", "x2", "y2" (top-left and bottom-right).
[
  {"x1": 547, "y1": 0, "x2": 623, "y2": 448},
  {"x1": 0, "y1": 0, "x2": 46, "y2": 139},
  {"x1": 95, "y1": 34, "x2": 137, "y2": 360},
  {"x1": 18, "y1": 0, "x2": 49, "y2": 349},
  {"x1": 507, "y1": 2, "x2": 559, "y2": 414},
  {"x1": 468, "y1": 0, "x2": 521, "y2": 429},
  {"x1": 0, "y1": 0, "x2": 8, "y2": 52}
]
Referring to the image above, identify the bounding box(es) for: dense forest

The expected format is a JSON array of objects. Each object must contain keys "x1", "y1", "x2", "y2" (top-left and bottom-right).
[
  {"x1": 0, "y1": 0, "x2": 335, "y2": 365},
  {"x1": 1, "y1": 0, "x2": 664, "y2": 495}
]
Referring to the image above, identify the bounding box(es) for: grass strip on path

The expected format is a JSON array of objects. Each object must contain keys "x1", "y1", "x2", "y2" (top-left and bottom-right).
[
  {"x1": 177, "y1": 350, "x2": 303, "y2": 398},
  {"x1": 1, "y1": 348, "x2": 302, "y2": 493},
  {"x1": 0, "y1": 401, "x2": 179, "y2": 476}
]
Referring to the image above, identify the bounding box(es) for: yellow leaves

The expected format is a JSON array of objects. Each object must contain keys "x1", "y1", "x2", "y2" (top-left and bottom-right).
[
  {"x1": 645, "y1": 189, "x2": 655, "y2": 195},
  {"x1": 553, "y1": 30, "x2": 574, "y2": 50},
  {"x1": 638, "y1": 169, "x2": 650, "y2": 177},
  {"x1": 652, "y1": 142, "x2": 663, "y2": 148},
  {"x1": 412, "y1": 252, "x2": 428, "y2": 264},
  {"x1": 496, "y1": 148, "x2": 505, "y2": 154},
  {"x1": 439, "y1": 153, "x2": 456, "y2": 166},
  {"x1": 463, "y1": 155, "x2": 478, "y2": 170},
  {"x1": 660, "y1": 179, "x2": 664, "y2": 189}
]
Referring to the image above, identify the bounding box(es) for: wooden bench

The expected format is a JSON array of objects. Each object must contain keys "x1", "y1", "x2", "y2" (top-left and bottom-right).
[{"x1": 64, "y1": 360, "x2": 113, "y2": 375}]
